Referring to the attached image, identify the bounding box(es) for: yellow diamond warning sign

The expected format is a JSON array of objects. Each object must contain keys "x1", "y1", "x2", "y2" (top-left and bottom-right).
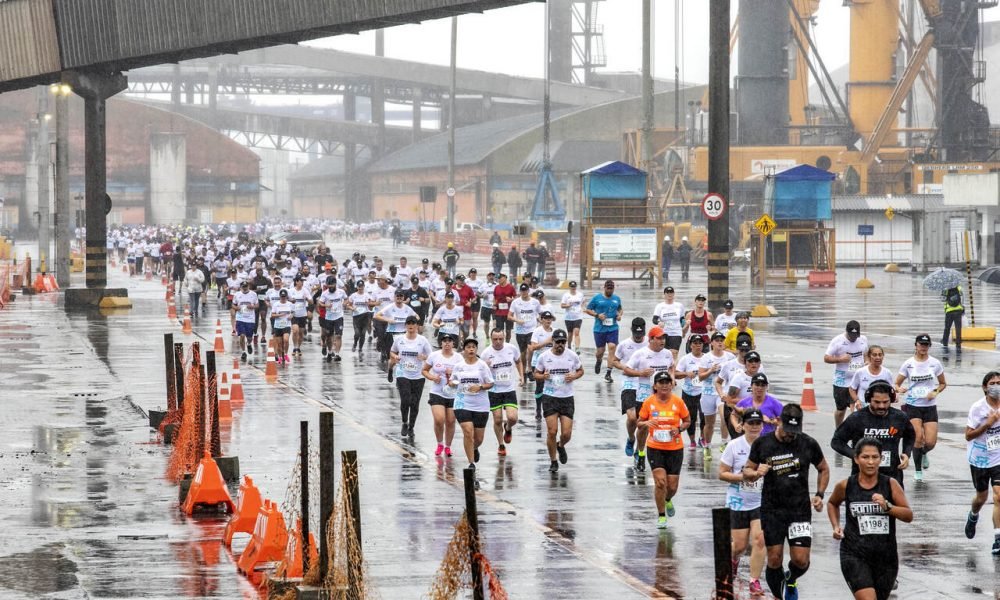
[{"x1": 754, "y1": 214, "x2": 777, "y2": 236}]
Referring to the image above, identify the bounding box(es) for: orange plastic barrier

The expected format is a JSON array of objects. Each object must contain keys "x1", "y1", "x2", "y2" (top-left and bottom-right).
[
  {"x1": 181, "y1": 452, "x2": 236, "y2": 516},
  {"x1": 276, "y1": 518, "x2": 319, "y2": 578},
  {"x1": 237, "y1": 499, "x2": 288, "y2": 584},
  {"x1": 223, "y1": 476, "x2": 263, "y2": 547}
]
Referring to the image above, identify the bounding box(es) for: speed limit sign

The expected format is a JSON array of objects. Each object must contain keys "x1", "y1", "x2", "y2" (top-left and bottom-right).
[{"x1": 701, "y1": 193, "x2": 726, "y2": 221}]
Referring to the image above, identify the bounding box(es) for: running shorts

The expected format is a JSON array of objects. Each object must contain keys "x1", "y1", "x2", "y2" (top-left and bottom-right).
[
  {"x1": 620, "y1": 389, "x2": 640, "y2": 414},
  {"x1": 970, "y1": 464, "x2": 1000, "y2": 493},
  {"x1": 321, "y1": 318, "x2": 344, "y2": 336},
  {"x1": 480, "y1": 307, "x2": 494, "y2": 322},
  {"x1": 761, "y1": 509, "x2": 813, "y2": 548},
  {"x1": 902, "y1": 404, "x2": 938, "y2": 423},
  {"x1": 428, "y1": 394, "x2": 454, "y2": 409},
  {"x1": 489, "y1": 391, "x2": 518, "y2": 410},
  {"x1": 833, "y1": 385, "x2": 853, "y2": 411},
  {"x1": 730, "y1": 507, "x2": 761, "y2": 530},
  {"x1": 700, "y1": 394, "x2": 720, "y2": 416},
  {"x1": 564, "y1": 319, "x2": 582, "y2": 333},
  {"x1": 665, "y1": 335, "x2": 683, "y2": 351},
  {"x1": 236, "y1": 321, "x2": 256, "y2": 337},
  {"x1": 840, "y1": 550, "x2": 897, "y2": 599},
  {"x1": 515, "y1": 333, "x2": 532, "y2": 353},
  {"x1": 292, "y1": 316, "x2": 308, "y2": 328},
  {"x1": 542, "y1": 395, "x2": 575, "y2": 419},
  {"x1": 647, "y1": 448, "x2": 683, "y2": 475},
  {"x1": 593, "y1": 330, "x2": 619, "y2": 348},
  {"x1": 272, "y1": 327, "x2": 291, "y2": 337},
  {"x1": 454, "y1": 409, "x2": 489, "y2": 428}
]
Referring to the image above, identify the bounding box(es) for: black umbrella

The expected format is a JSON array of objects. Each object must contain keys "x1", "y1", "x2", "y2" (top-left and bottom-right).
[{"x1": 978, "y1": 267, "x2": 1000, "y2": 285}]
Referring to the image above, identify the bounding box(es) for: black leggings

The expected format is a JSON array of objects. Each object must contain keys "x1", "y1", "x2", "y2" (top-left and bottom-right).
[
  {"x1": 352, "y1": 313, "x2": 371, "y2": 350},
  {"x1": 682, "y1": 392, "x2": 704, "y2": 438},
  {"x1": 397, "y1": 377, "x2": 426, "y2": 427}
]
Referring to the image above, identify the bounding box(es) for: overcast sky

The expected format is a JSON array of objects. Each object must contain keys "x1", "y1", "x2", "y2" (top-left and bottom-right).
[{"x1": 308, "y1": 2, "x2": 999, "y2": 84}]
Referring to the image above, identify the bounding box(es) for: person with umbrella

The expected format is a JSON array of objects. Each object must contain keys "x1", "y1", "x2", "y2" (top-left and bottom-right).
[{"x1": 923, "y1": 267, "x2": 966, "y2": 353}]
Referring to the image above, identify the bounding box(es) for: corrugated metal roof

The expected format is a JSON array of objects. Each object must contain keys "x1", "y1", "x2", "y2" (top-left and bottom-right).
[
  {"x1": 288, "y1": 151, "x2": 371, "y2": 182},
  {"x1": 0, "y1": 0, "x2": 60, "y2": 82},
  {"x1": 369, "y1": 109, "x2": 576, "y2": 174},
  {"x1": 519, "y1": 140, "x2": 621, "y2": 173},
  {"x1": 832, "y1": 194, "x2": 945, "y2": 212}
]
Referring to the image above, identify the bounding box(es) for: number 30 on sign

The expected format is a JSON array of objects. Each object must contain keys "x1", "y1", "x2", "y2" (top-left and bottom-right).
[{"x1": 702, "y1": 193, "x2": 726, "y2": 221}]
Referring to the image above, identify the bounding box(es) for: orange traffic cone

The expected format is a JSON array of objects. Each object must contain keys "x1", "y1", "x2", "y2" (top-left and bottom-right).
[
  {"x1": 230, "y1": 359, "x2": 245, "y2": 403},
  {"x1": 236, "y1": 499, "x2": 288, "y2": 584},
  {"x1": 801, "y1": 361, "x2": 817, "y2": 411},
  {"x1": 167, "y1": 295, "x2": 177, "y2": 320},
  {"x1": 182, "y1": 305, "x2": 192, "y2": 334},
  {"x1": 218, "y1": 372, "x2": 232, "y2": 421},
  {"x1": 277, "y1": 518, "x2": 319, "y2": 578},
  {"x1": 181, "y1": 452, "x2": 236, "y2": 516},
  {"x1": 165, "y1": 281, "x2": 174, "y2": 301},
  {"x1": 213, "y1": 319, "x2": 225, "y2": 353},
  {"x1": 264, "y1": 339, "x2": 278, "y2": 382},
  {"x1": 44, "y1": 274, "x2": 58, "y2": 291},
  {"x1": 223, "y1": 476, "x2": 263, "y2": 548}
]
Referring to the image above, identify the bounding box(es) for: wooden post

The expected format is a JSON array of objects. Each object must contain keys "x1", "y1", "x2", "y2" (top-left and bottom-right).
[
  {"x1": 206, "y1": 351, "x2": 220, "y2": 458},
  {"x1": 300, "y1": 420, "x2": 310, "y2": 576},
  {"x1": 463, "y1": 467, "x2": 484, "y2": 600},
  {"x1": 343, "y1": 450, "x2": 362, "y2": 600},
  {"x1": 174, "y1": 342, "x2": 185, "y2": 410},
  {"x1": 164, "y1": 333, "x2": 176, "y2": 412},
  {"x1": 712, "y1": 507, "x2": 733, "y2": 599},
  {"x1": 319, "y1": 412, "x2": 334, "y2": 582}
]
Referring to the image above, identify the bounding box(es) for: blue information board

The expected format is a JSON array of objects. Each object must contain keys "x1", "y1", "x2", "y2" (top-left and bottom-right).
[{"x1": 857, "y1": 224, "x2": 874, "y2": 236}]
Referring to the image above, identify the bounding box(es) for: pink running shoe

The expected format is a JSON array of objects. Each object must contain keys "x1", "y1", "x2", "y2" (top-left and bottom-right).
[
  {"x1": 444, "y1": 447, "x2": 453, "y2": 457},
  {"x1": 435, "y1": 444, "x2": 444, "y2": 457}
]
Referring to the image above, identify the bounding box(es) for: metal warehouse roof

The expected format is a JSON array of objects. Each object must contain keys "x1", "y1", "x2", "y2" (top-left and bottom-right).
[{"x1": 831, "y1": 195, "x2": 948, "y2": 212}]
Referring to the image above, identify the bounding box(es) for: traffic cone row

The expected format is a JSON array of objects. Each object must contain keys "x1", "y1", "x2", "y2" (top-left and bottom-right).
[
  {"x1": 218, "y1": 372, "x2": 232, "y2": 421},
  {"x1": 166, "y1": 295, "x2": 177, "y2": 320},
  {"x1": 182, "y1": 305, "x2": 192, "y2": 334},
  {"x1": 223, "y1": 476, "x2": 263, "y2": 547},
  {"x1": 165, "y1": 281, "x2": 174, "y2": 301},
  {"x1": 213, "y1": 319, "x2": 226, "y2": 353},
  {"x1": 230, "y1": 359, "x2": 245, "y2": 403},
  {"x1": 264, "y1": 340, "x2": 278, "y2": 382},
  {"x1": 800, "y1": 361, "x2": 817, "y2": 411},
  {"x1": 33, "y1": 273, "x2": 58, "y2": 293},
  {"x1": 181, "y1": 452, "x2": 236, "y2": 516},
  {"x1": 236, "y1": 499, "x2": 288, "y2": 585}
]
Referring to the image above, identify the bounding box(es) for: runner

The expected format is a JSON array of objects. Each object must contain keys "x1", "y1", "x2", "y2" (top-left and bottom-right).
[
  {"x1": 510, "y1": 283, "x2": 542, "y2": 375},
  {"x1": 493, "y1": 273, "x2": 517, "y2": 343},
  {"x1": 232, "y1": 280, "x2": 258, "y2": 362},
  {"x1": 288, "y1": 277, "x2": 312, "y2": 357},
  {"x1": 675, "y1": 334, "x2": 706, "y2": 448},
  {"x1": 613, "y1": 318, "x2": 648, "y2": 455},
  {"x1": 652, "y1": 286, "x2": 685, "y2": 361},
  {"x1": 481, "y1": 328, "x2": 523, "y2": 456},
  {"x1": 535, "y1": 329, "x2": 585, "y2": 472},
  {"x1": 715, "y1": 299, "x2": 738, "y2": 336},
  {"x1": 454, "y1": 274, "x2": 477, "y2": 340},
  {"x1": 827, "y1": 438, "x2": 913, "y2": 600},
  {"x1": 893, "y1": 333, "x2": 946, "y2": 482},
  {"x1": 345, "y1": 281, "x2": 373, "y2": 354},
  {"x1": 376, "y1": 290, "x2": 418, "y2": 375},
  {"x1": 831, "y1": 382, "x2": 914, "y2": 485},
  {"x1": 724, "y1": 312, "x2": 755, "y2": 352},
  {"x1": 319, "y1": 276, "x2": 347, "y2": 362},
  {"x1": 848, "y1": 345, "x2": 893, "y2": 410},
  {"x1": 824, "y1": 321, "x2": 869, "y2": 427},
  {"x1": 422, "y1": 334, "x2": 463, "y2": 457},
  {"x1": 584, "y1": 279, "x2": 623, "y2": 383},
  {"x1": 698, "y1": 332, "x2": 735, "y2": 460},
  {"x1": 466, "y1": 269, "x2": 483, "y2": 337},
  {"x1": 389, "y1": 316, "x2": 434, "y2": 438},
  {"x1": 733, "y1": 373, "x2": 783, "y2": 436},
  {"x1": 479, "y1": 272, "x2": 497, "y2": 339},
  {"x1": 716, "y1": 346, "x2": 763, "y2": 453},
  {"x1": 251, "y1": 266, "x2": 272, "y2": 347},
  {"x1": 743, "y1": 404, "x2": 830, "y2": 600},
  {"x1": 431, "y1": 292, "x2": 465, "y2": 347},
  {"x1": 963, "y1": 370, "x2": 1000, "y2": 553},
  {"x1": 683, "y1": 293, "x2": 714, "y2": 352},
  {"x1": 560, "y1": 281, "x2": 585, "y2": 352},
  {"x1": 270, "y1": 289, "x2": 294, "y2": 364},
  {"x1": 225, "y1": 268, "x2": 241, "y2": 334},
  {"x1": 403, "y1": 276, "x2": 430, "y2": 329},
  {"x1": 452, "y1": 338, "x2": 495, "y2": 477},
  {"x1": 527, "y1": 311, "x2": 557, "y2": 420},
  {"x1": 624, "y1": 326, "x2": 676, "y2": 471},
  {"x1": 719, "y1": 408, "x2": 766, "y2": 596},
  {"x1": 637, "y1": 371, "x2": 690, "y2": 529}
]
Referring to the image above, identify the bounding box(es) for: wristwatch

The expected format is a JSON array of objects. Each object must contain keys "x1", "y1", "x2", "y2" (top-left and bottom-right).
[{"x1": 884, "y1": 501, "x2": 893, "y2": 512}]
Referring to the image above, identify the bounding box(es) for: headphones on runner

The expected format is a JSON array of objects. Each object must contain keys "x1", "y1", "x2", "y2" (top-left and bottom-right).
[{"x1": 865, "y1": 381, "x2": 896, "y2": 404}]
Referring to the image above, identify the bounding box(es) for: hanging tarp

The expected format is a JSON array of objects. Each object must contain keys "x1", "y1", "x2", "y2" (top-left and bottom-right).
[{"x1": 770, "y1": 164, "x2": 835, "y2": 220}]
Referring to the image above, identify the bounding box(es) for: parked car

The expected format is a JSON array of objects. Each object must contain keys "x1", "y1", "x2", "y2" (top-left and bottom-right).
[{"x1": 270, "y1": 231, "x2": 326, "y2": 254}]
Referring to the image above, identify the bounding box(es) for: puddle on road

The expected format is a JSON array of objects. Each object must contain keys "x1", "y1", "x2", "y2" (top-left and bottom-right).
[{"x1": 0, "y1": 543, "x2": 77, "y2": 594}]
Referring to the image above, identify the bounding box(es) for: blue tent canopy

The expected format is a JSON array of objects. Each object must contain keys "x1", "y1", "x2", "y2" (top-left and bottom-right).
[
  {"x1": 581, "y1": 160, "x2": 647, "y2": 177},
  {"x1": 581, "y1": 161, "x2": 648, "y2": 202},
  {"x1": 774, "y1": 164, "x2": 837, "y2": 182},
  {"x1": 769, "y1": 164, "x2": 835, "y2": 220}
]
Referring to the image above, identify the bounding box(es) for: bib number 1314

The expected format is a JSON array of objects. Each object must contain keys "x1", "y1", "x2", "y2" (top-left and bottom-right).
[{"x1": 788, "y1": 522, "x2": 812, "y2": 540}]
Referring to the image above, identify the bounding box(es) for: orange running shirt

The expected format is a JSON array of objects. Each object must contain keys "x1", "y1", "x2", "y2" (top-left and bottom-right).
[{"x1": 638, "y1": 393, "x2": 690, "y2": 451}]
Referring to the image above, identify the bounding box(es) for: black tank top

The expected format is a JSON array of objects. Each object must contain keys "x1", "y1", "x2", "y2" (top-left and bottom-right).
[
  {"x1": 689, "y1": 310, "x2": 710, "y2": 334},
  {"x1": 842, "y1": 474, "x2": 897, "y2": 557}
]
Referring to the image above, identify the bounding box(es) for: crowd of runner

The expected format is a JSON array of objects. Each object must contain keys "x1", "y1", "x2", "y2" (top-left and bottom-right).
[{"x1": 109, "y1": 222, "x2": 1000, "y2": 600}]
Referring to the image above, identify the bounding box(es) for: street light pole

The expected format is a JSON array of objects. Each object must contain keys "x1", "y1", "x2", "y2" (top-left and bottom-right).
[
  {"x1": 53, "y1": 82, "x2": 71, "y2": 288},
  {"x1": 447, "y1": 16, "x2": 458, "y2": 234}
]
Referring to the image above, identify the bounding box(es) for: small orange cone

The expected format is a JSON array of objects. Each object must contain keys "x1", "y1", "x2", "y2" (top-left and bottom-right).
[
  {"x1": 801, "y1": 361, "x2": 817, "y2": 411},
  {"x1": 230, "y1": 359, "x2": 245, "y2": 403},
  {"x1": 161, "y1": 272, "x2": 168, "y2": 285},
  {"x1": 223, "y1": 476, "x2": 263, "y2": 547},
  {"x1": 181, "y1": 452, "x2": 236, "y2": 516},
  {"x1": 182, "y1": 305, "x2": 192, "y2": 334},
  {"x1": 237, "y1": 499, "x2": 288, "y2": 584},
  {"x1": 218, "y1": 372, "x2": 232, "y2": 421},
  {"x1": 165, "y1": 281, "x2": 174, "y2": 301},
  {"x1": 167, "y1": 295, "x2": 177, "y2": 320},
  {"x1": 213, "y1": 319, "x2": 226, "y2": 353},
  {"x1": 264, "y1": 339, "x2": 278, "y2": 382}
]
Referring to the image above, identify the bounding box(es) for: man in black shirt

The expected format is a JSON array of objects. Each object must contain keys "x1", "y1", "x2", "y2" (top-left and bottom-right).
[
  {"x1": 831, "y1": 382, "x2": 914, "y2": 486},
  {"x1": 743, "y1": 404, "x2": 830, "y2": 600},
  {"x1": 251, "y1": 267, "x2": 272, "y2": 345},
  {"x1": 405, "y1": 276, "x2": 431, "y2": 327}
]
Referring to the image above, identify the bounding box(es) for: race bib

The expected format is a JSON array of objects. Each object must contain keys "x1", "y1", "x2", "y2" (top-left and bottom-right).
[
  {"x1": 462, "y1": 383, "x2": 477, "y2": 394},
  {"x1": 274, "y1": 317, "x2": 290, "y2": 329},
  {"x1": 739, "y1": 478, "x2": 763, "y2": 493},
  {"x1": 440, "y1": 383, "x2": 457, "y2": 398},
  {"x1": 239, "y1": 305, "x2": 253, "y2": 314},
  {"x1": 410, "y1": 300, "x2": 421, "y2": 307},
  {"x1": 911, "y1": 385, "x2": 929, "y2": 398},
  {"x1": 987, "y1": 435, "x2": 1000, "y2": 452},
  {"x1": 498, "y1": 303, "x2": 509, "y2": 310},
  {"x1": 496, "y1": 370, "x2": 512, "y2": 383},
  {"x1": 848, "y1": 361, "x2": 864, "y2": 371},
  {"x1": 652, "y1": 429, "x2": 674, "y2": 443},
  {"x1": 551, "y1": 374, "x2": 566, "y2": 388},
  {"x1": 787, "y1": 522, "x2": 812, "y2": 540},
  {"x1": 858, "y1": 515, "x2": 889, "y2": 536},
  {"x1": 442, "y1": 322, "x2": 459, "y2": 334},
  {"x1": 603, "y1": 318, "x2": 615, "y2": 327},
  {"x1": 394, "y1": 315, "x2": 407, "y2": 323},
  {"x1": 880, "y1": 451, "x2": 892, "y2": 468},
  {"x1": 402, "y1": 360, "x2": 420, "y2": 374}
]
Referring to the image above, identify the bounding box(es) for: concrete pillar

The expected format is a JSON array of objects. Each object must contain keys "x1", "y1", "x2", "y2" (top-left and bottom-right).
[
  {"x1": 171, "y1": 65, "x2": 181, "y2": 106},
  {"x1": 54, "y1": 83, "x2": 71, "y2": 288},
  {"x1": 373, "y1": 29, "x2": 386, "y2": 158},
  {"x1": 68, "y1": 70, "x2": 127, "y2": 291},
  {"x1": 412, "y1": 88, "x2": 423, "y2": 142},
  {"x1": 343, "y1": 92, "x2": 357, "y2": 221},
  {"x1": 150, "y1": 133, "x2": 187, "y2": 225}
]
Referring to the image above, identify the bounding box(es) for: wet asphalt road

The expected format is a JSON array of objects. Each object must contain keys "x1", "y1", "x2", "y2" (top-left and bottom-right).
[{"x1": 3, "y1": 238, "x2": 1000, "y2": 599}]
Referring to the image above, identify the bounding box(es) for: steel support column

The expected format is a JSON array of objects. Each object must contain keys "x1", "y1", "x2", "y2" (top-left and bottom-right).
[{"x1": 707, "y1": 0, "x2": 730, "y2": 311}]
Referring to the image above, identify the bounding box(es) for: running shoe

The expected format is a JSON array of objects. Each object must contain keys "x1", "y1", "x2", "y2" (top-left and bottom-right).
[
  {"x1": 992, "y1": 539, "x2": 1000, "y2": 555},
  {"x1": 719, "y1": 440, "x2": 729, "y2": 452},
  {"x1": 444, "y1": 447, "x2": 453, "y2": 458},
  {"x1": 749, "y1": 579, "x2": 764, "y2": 597},
  {"x1": 474, "y1": 448, "x2": 481, "y2": 463},
  {"x1": 322, "y1": 347, "x2": 328, "y2": 356},
  {"x1": 387, "y1": 369, "x2": 394, "y2": 383},
  {"x1": 966, "y1": 511, "x2": 979, "y2": 539},
  {"x1": 698, "y1": 438, "x2": 706, "y2": 448},
  {"x1": 276, "y1": 356, "x2": 284, "y2": 365},
  {"x1": 497, "y1": 445, "x2": 507, "y2": 457},
  {"x1": 247, "y1": 344, "x2": 253, "y2": 355},
  {"x1": 333, "y1": 354, "x2": 342, "y2": 362},
  {"x1": 656, "y1": 515, "x2": 667, "y2": 530},
  {"x1": 325, "y1": 354, "x2": 332, "y2": 363},
  {"x1": 435, "y1": 444, "x2": 444, "y2": 457},
  {"x1": 783, "y1": 573, "x2": 798, "y2": 600},
  {"x1": 535, "y1": 409, "x2": 542, "y2": 421},
  {"x1": 400, "y1": 424, "x2": 408, "y2": 436},
  {"x1": 549, "y1": 460, "x2": 559, "y2": 473},
  {"x1": 665, "y1": 499, "x2": 675, "y2": 517},
  {"x1": 503, "y1": 424, "x2": 513, "y2": 445},
  {"x1": 261, "y1": 337, "x2": 267, "y2": 346},
  {"x1": 922, "y1": 453, "x2": 930, "y2": 469},
  {"x1": 594, "y1": 359, "x2": 602, "y2": 374},
  {"x1": 914, "y1": 470, "x2": 924, "y2": 482},
  {"x1": 634, "y1": 453, "x2": 646, "y2": 472},
  {"x1": 253, "y1": 335, "x2": 258, "y2": 346},
  {"x1": 689, "y1": 440, "x2": 697, "y2": 449},
  {"x1": 240, "y1": 352, "x2": 247, "y2": 362},
  {"x1": 703, "y1": 447, "x2": 712, "y2": 461},
  {"x1": 284, "y1": 354, "x2": 290, "y2": 363},
  {"x1": 731, "y1": 558, "x2": 739, "y2": 577},
  {"x1": 604, "y1": 370, "x2": 613, "y2": 383},
  {"x1": 625, "y1": 438, "x2": 635, "y2": 457},
  {"x1": 557, "y1": 444, "x2": 568, "y2": 464}
]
